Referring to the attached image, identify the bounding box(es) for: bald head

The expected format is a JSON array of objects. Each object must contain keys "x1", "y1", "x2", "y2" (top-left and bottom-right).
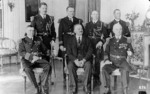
[
  {"x1": 74, "y1": 24, "x2": 83, "y2": 36},
  {"x1": 113, "y1": 23, "x2": 122, "y2": 37},
  {"x1": 91, "y1": 10, "x2": 99, "y2": 21}
]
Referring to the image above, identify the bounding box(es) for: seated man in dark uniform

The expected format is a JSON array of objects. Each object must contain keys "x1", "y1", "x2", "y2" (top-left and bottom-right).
[
  {"x1": 67, "y1": 24, "x2": 93, "y2": 94},
  {"x1": 102, "y1": 23, "x2": 134, "y2": 94},
  {"x1": 108, "y1": 9, "x2": 131, "y2": 37},
  {"x1": 19, "y1": 25, "x2": 51, "y2": 94}
]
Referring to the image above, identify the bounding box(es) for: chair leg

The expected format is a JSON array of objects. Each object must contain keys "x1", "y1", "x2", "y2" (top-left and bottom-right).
[
  {"x1": 114, "y1": 76, "x2": 117, "y2": 90},
  {"x1": 66, "y1": 74, "x2": 69, "y2": 94},
  {"x1": 0, "y1": 56, "x2": 3, "y2": 74},
  {"x1": 91, "y1": 75, "x2": 94, "y2": 94},
  {"x1": 24, "y1": 76, "x2": 26, "y2": 94},
  {"x1": 47, "y1": 76, "x2": 51, "y2": 94},
  {"x1": 9, "y1": 56, "x2": 11, "y2": 66}
]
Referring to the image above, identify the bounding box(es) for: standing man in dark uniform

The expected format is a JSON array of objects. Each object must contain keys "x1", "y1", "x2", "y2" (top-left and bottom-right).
[
  {"x1": 102, "y1": 23, "x2": 134, "y2": 94},
  {"x1": 58, "y1": 6, "x2": 83, "y2": 81},
  {"x1": 67, "y1": 24, "x2": 93, "y2": 94},
  {"x1": 85, "y1": 11, "x2": 109, "y2": 85},
  {"x1": 19, "y1": 25, "x2": 51, "y2": 94},
  {"x1": 108, "y1": 9, "x2": 131, "y2": 37},
  {"x1": 31, "y1": 2, "x2": 56, "y2": 50}
]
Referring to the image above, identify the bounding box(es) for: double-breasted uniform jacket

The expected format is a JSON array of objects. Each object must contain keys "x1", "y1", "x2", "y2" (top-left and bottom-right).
[
  {"x1": 19, "y1": 36, "x2": 51, "y2": 89},
  {"x1": 67, "y1": 35, "x2": 93, "y2": 62},
  {"x1": 19, "y1": 36, "x2": 48, "y2": 63},
  {"x1": 58, "y1": 16, "x2": 83, "y2": 48},
  {"x1": 108, "y1": 20, "x2": 131, "y2": 37},
  {"x1": 31, "y1": 14, "x2": 56, "y2": 49},
  {"x1": 85, "y1": 20, "x2": 109, "y2": 55},
  {"x1": 105, "y1": 36, "x2": 134, "y2": 65}
]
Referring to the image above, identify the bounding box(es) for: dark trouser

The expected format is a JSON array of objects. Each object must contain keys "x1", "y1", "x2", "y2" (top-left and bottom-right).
[
  {"x1": 68, "y1": 61, "x2": 92, "y2": 90},
  {"x1": 58, "y1": 50, "x2": 67, "y2": 80},
  {"x1": 94, "y1": 47, "x2": 104, "y2": 81},
  {"x1": 38, "y1": 35, "x2": 52, "y2": 49},
  {"x1": 22, "y1": 58, "x2": 51, "y2": 88},
  {"x1": 102, "y1": 58, "x2": 131, "y2": 89}
]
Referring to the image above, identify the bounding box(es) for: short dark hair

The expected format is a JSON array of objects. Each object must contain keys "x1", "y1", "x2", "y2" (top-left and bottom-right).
[
  {"x1": 66, "y1": 6, "x2": 74, "y2": 11},
  {"x1": 113, "y1": 9, "x2": 120, "y2": 14},
  {"x1": 39, "y1": 2, "x2": 47, "y2": 8},
  {"x1": 25, "y1": 25, "x2": 34, "y2": 36}
]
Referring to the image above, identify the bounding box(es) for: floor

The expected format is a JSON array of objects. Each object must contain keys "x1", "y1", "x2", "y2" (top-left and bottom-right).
[{"x1": 0, "y1": 60, "x2": 150, "y2": 94}]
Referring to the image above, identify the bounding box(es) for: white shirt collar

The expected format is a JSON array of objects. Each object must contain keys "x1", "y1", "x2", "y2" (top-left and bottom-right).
[
  {"x1": 92, "y1": 20, "x2": 98, "y2": 23},
  {"x1": 115, "y1": 35, "x2": 121, "y2": 39},
  {"x1": 40, "y1": 14, "x2": 46, "y2": 19},
  {"x1": 114, "y1": 19, "x2": 120, "y2": 22},
  {"x1": 76, "y1": 35, "x2": 82, "y2": 40},
  {"x1": 68, "y1": 16, "x2": 73, "y2": 21}
]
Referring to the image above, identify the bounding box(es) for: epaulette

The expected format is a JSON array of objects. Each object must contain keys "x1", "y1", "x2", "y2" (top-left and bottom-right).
[
  {"x1": 126, "y1": 22, "x2": 130, "y2": 26},
  {"x1": 49, "y1": 16, "x2": 54, "y2": 21},
  {"x1": 22, "y1": 38, "x2": 27, "y2": 43},
  {"x1": 58, "y1": 18, "x2": 62, "y2": 23},
  {"x1": 78, "y1": 19, "x2": 83, "y2": 24}
]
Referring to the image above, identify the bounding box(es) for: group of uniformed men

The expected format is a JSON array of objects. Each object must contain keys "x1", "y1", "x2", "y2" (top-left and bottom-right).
[{"x1": 18, "y1": 2, "x2": 134, "y2": 94}]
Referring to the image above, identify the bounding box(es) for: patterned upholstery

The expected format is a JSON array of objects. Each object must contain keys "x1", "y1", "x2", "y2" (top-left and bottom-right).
[
  {"x1": 0, "y1": 37, "x2": 18, "y2": 68},
  {"x1": 0, "y1": 37, "x2": 17, "y2": 56}
]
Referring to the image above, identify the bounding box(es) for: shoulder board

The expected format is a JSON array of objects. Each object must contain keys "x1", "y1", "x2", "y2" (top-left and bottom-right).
[
  {"x1": 78, "y1": 19, "x2": 83, "y2": 24},
  {"x1": 22, "y1": 38, "x2": 27, "y2": 43},
  {"x1": 49, "y1": 16, "x2": 54, "y2": 20},
  {"x1": 58, "y1": 18, "x2": 63, "y2": 23}
]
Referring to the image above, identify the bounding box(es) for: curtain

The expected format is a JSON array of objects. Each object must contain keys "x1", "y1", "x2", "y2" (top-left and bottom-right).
[
  {"x1": 69, "y1": 0, "x2": 76, "y2": 8},
  {"x1": 75, "y1": 0, "x2": 101, "y2": 24}
]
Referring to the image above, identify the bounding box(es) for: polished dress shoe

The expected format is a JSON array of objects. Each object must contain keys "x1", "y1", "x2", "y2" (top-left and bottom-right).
[
  {"x1": 70, "y1": 87, "x2": 77, "y2": 94},
  {"x1": 83, "y1": 86, "x2": 91, "y2": 94},
  {"x1": 35, "y1": 87, "x2": 40, "y2": 94},
  {"x1": 42, "y1": 85, "x2": 49, "y2": 94},
  {"x1": 104, "y1": 87, "x2": 111, "y2": 94},
  {"x1": 71, "y1": 90, "x2": 77, "y2": 94}
]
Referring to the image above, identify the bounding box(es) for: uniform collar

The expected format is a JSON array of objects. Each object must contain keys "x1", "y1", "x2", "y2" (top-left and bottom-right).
[
  {"x1": 115, "y1": 35, "x2": 121, "y2": 39},
  {"x1": 114, "y1": 19, "x2": 120, "y2": 22},
  {"x1": 76, "y1": 35, "x2": 82, "y2": 39},
  {"x1": 67, "y1": 16, "x2": 74, "y2": 22},
  {"x1": 40, "y1": 14, "x2": 46, "y2": 19},
  {"x1": 92, "y1": 19, "x2": 98, "y2": 24}
]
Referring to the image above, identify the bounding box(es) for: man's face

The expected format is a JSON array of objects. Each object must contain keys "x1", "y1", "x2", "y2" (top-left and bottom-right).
[
  {"x1": 67, "y1": 8, "x2": 75, "y2": 18},
  {"x1": 39, "y1": 5, "x2": 47, "y2": 15},
  {"x1": 114, "y1": 10, "x2": 121, "y2": 20},
  {"x1": 26, "y1": 27, "x2": 34, "y2": 38},
  {"x1": 74, "y1": 25, "x2": 83, "y2": 36},
  {"x1": 113, "y1": 24, "x2": 122, "y2": 36},
  {"x1": 91, "y1": 11, "x2": 99, "y2": 20}
]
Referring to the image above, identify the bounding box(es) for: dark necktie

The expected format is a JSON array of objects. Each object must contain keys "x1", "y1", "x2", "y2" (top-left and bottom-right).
[{"x1": 78, "y1": 37, "x2": 81, "y2": 46}]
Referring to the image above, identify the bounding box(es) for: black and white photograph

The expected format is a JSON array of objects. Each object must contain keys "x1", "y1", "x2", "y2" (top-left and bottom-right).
[{"x1": 0, "y1": 0, "x2": 150, "y2": 94}]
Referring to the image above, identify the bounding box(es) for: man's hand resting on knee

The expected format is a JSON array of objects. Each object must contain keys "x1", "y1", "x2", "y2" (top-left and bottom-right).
[{"x1": 74, "y1": 59, "x2": 86, "y2": 67}]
